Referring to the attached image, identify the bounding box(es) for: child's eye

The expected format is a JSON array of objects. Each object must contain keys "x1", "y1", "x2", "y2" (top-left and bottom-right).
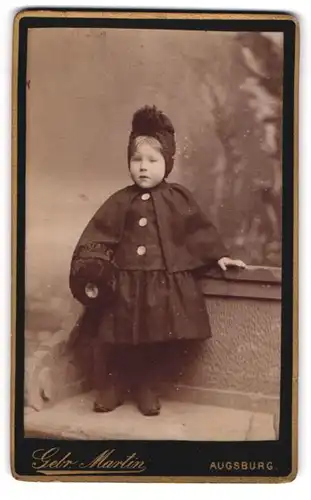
[{"x1": 149, "y1": 158, "x2": 157, "y2": 163}]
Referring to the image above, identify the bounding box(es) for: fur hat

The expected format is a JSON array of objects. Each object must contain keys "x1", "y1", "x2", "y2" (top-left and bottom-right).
[{"x1": 127, "y1": 105, "x2": 176, "y2": 177}]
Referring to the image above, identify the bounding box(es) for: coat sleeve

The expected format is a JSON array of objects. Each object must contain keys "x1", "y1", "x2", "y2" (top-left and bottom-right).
[
  {"x1": 69, "y1": 189, "x2": 127, "y2": 306},
  {"x1": 170, "y1": 183, "x2": 228, "y2": 267}
]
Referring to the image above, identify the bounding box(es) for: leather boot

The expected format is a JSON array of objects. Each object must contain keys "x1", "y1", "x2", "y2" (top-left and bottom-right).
[
  {"x1": 93, "y1": 382, "x2": 123, "y2": 413},
  {"x1": 131, "y1": 344, "x2": 161, "y2": 416},
  {"x1": 136, "y1": 384, "x2": 161, "y2": 416},
  {"x1": 93, "y1": 344, "x2": 123, "y2": 413}
]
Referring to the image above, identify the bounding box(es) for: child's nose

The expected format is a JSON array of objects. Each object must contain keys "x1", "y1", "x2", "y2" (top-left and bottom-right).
[{"x1": 140, "y1": 163, "x2": 147, "y2": 171}]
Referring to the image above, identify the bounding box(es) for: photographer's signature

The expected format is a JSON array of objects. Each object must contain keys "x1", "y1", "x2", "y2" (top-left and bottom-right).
[{"x1": 32, "y1": 447, "x2": 146, "y2": 475}]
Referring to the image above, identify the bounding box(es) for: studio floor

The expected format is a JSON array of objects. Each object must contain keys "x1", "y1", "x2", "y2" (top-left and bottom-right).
[{"x1": 24, "y1": 392, "x2": 277, "y2": 441}]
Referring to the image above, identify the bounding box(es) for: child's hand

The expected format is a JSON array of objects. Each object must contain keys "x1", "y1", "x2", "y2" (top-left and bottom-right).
[
  {"x1": 85, "y1": 282, "x2": 99, "y2": 299},
  {"x1": 217, "y1": 257, "x2": 247, "y2": 271}
]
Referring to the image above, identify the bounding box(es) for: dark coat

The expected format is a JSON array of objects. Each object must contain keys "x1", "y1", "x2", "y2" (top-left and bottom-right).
[
  {"x1": 70, "y1": 180, "x2": 227, "y2": 275},
  {"x1": 68, "y1": 181, "x2": 227, "y2": 345}
]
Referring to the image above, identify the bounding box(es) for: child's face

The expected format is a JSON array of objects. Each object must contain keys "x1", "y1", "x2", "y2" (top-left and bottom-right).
[{"x1": 129, "y1": 137, "x2": 166, "y2": 189}]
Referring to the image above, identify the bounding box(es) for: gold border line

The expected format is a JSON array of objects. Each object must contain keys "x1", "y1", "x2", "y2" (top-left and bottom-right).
[
  {"x1": 38, "y1": 470, "x2": 145, "y2": 475},
  {"x1": 290, "y1": 14, "x2": 300, "y2": 482},
  {"x1": 10, "y1": 7, "x2": 19, "y2": 480},
  {"x1": 10, "y1": 9, "x2": 299, "y2": 484},
  {"x1": 14, "y1": 9, "x2": 298, "y2": 22}
]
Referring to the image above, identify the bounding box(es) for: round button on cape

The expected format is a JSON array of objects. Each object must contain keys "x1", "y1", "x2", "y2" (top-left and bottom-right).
[
  {"x1": 141, "y1": 193, "x2": 150, "y2": 201},
  {"x1": 137, "y1": 245, "x2": 147, "y2": 256},
  {"x1": 138, "y1": 217, "x2": 148, "y2": 227}
]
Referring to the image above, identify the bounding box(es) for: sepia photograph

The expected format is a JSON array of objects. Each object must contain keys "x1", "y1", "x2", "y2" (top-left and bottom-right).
[
  {"x1": 11, "y1": 10, "x2": 298, "y2": 481},
  {"x1": 23, "y1": 25, "x2": 283, "y2": 441}
]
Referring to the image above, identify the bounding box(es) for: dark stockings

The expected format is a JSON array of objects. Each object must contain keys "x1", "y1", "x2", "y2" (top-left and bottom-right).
[{"x1": 92, "y1": 342, "x2": 162, "y2": 415}]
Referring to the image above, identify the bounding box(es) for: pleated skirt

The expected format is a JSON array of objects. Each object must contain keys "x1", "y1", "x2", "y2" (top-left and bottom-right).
[{"x1": 96, "y1": 270, "x2": 211, "y2": 345}]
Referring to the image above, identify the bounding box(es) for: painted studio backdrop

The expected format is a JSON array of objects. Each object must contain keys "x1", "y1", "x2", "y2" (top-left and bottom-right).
[{"x1": 24, "y1": 28, "x2": 283, "y2": 440}]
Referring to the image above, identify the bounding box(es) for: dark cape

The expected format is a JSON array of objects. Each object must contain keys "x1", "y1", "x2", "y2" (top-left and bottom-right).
[{"x1": 69, "y1": 181, "x2": 227, "y2": 345}]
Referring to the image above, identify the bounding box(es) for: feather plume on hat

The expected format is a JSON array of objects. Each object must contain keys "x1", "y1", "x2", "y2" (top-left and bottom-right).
[{"x1": 128, "y1": 105, "x2": 176, "y2": 177}]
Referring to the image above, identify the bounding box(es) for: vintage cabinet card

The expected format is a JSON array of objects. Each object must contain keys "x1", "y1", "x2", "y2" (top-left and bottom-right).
[{"x1": 11, "y1": 9, "x2": 299, "y2": 482}]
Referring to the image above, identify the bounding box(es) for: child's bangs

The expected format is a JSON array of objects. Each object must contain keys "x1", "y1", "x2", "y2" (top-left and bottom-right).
[{"x1": 133, "y1": 136, "x2": 163, "y2": 153}]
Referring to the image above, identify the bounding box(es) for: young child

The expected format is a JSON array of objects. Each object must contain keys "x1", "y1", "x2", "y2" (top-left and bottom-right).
[{"x1": 69, "y1": 105, "x2": 246, "y2": 416}]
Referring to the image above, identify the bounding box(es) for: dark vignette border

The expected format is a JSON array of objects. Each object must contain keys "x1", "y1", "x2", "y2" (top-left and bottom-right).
[{"x1": 13, "y1": 11, "x2": 296, "y2": 479}]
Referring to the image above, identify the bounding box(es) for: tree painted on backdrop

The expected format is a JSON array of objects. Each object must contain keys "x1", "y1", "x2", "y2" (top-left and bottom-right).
[{"x1": 176, "y1": 33, "x2": 283, "y2": 267}]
